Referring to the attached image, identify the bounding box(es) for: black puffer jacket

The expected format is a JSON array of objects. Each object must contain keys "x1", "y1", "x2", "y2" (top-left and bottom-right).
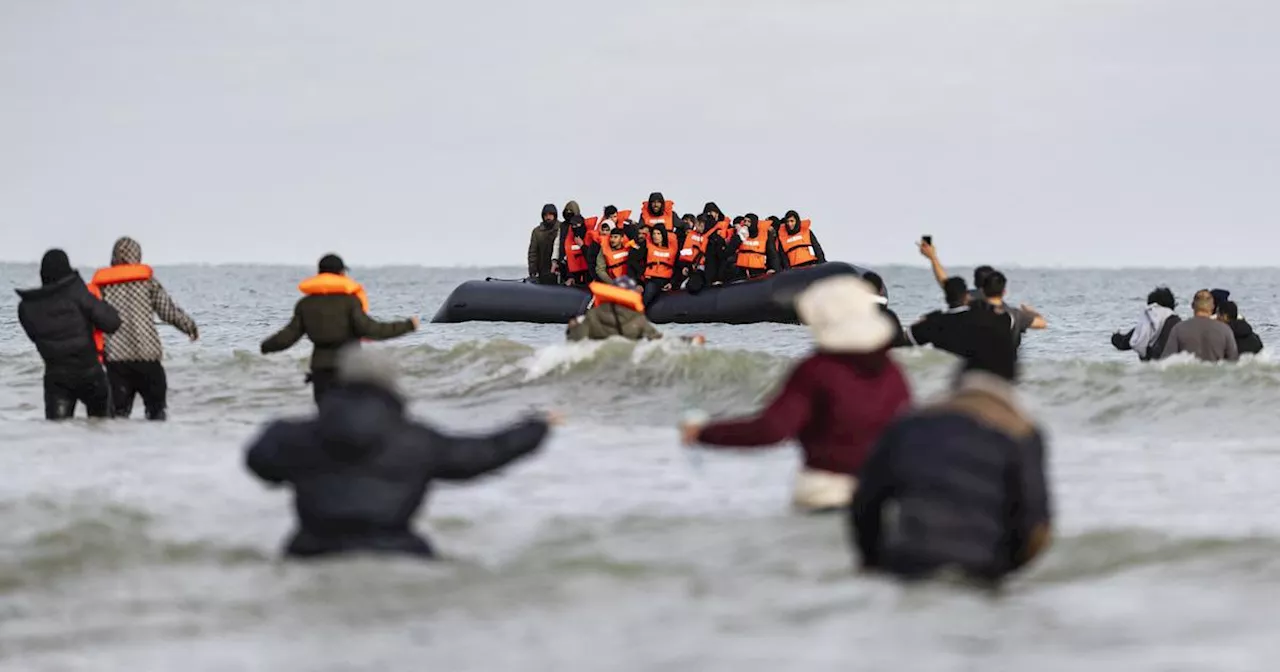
[
  {"x1": 17, "y1": 273, "x2": 122, "y2": 374},
  {"x1": 245, "y1": 383, "x2": 549, "y2": 558},
  {"x1": 1229, "y1": 319, "x2": 1264, "y2": 355}
]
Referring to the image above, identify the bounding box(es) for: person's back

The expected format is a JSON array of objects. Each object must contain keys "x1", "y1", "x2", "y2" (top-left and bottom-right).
[
  {"x1": 1161, "y1": 291, "x2": 1238, "y2": 362},
  {"x1": 245, "y1": 348, "x2": 551, "y2": 558},
  {"x1": 852, "y1": 343, "x2": 1051, "y2": 585},
  {"x1": 566, "y1": 279, "x2": 661, "y2": 341}
]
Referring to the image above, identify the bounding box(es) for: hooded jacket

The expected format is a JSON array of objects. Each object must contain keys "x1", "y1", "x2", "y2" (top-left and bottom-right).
[
  {"x1": 552, "y1": 200, "x2": 582, "y2": 263},
  {"x1": 245, "y1": 382, "x2": 549, "y2": 558},
  {"x1": 725, "y1": 214, "x2": 781, "y2": 274},
  {"x1": 93, "y1": 237, "x2": 198, "y2": 362},
  {"x1": 17, "y1": 250, "x2": 122, "y2": 374},
  {"x1": 1228, "y1": 319, "x2": 1264, "y2": 355},
  {"x1": 1111, "y1": 305, "x2": 1181, "y2": 361},
  {"x1": 566, "y1": 303, "x2": 661, "y2": 341},
  {"x1": 529, "y1": 204, "x2": 559, "y2": 283},
  {"x1": 852, "y1": 372, "x2": 1051, "y2": 583}
]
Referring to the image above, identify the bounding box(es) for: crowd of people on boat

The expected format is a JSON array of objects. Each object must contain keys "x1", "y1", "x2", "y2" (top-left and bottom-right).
[
  {"x1": 529, "y1": 192, "x2": 826, "y2": 305},
  {"x1": 8, "y1": 229, "x2": 1264, "y2": 588}
]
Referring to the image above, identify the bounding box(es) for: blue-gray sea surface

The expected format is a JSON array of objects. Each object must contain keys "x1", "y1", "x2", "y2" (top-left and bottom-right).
[{"x1": 2, "y1": 263, "x2": 1279, "y2": 671}]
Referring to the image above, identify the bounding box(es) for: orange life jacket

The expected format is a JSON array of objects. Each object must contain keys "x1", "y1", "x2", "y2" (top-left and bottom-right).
[
  {"x1": 735, "y1": 227, "x2": 770, "y2": 270},
  {"x1": 588, "y1": 281, "x2": 645, "y2": 313},
  {"x1": 299, "y1": 273, "x2": 369, "y2": 312},
  {"x1": 644, "y1": 233, "x2": 677, "y2": 280},
  {"x1": 563, "y1": 227, "x2": 589, "y2": 274},
  {"x1": 601, "y1": 244, "x2": 632, "y2": 279},
  {"x1": 87, "y1": 264, "x2": 155, "y2": 360},
  {"x1": 640, "y1": 200, "x2": 675, "y2": 230},
  {"x1": 780, "y1": 220, "x2": 818, "y2": 266},
  {"x1": 584, "y1": 216, "x2": 599, "y2": 230},
  {"x1": 679, "y1": 231, "x2": 707, "y2": 266},
  {"x1": 708, "y1": 220, "x2": 730, "y2": 243}
]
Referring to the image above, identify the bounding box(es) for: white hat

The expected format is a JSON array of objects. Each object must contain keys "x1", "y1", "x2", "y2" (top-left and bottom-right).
[
  {"x1": 795, "y1": 276, "x2": 897, "y2": 353},
  {"x1": 336, "y1": 346, "x2": 404, "y2": 398}
]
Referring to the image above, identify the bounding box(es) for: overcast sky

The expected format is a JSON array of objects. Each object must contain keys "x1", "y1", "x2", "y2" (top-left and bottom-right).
[{"x1": 3, "y1": 0, "x2": 1277, "y2": 268}]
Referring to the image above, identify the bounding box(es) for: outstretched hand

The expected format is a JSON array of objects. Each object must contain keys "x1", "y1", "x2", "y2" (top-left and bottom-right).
[
  {"x1": 917, "y1": 241, "x2": 937, "y2": 259},
  {"x1": 544, "y1": 410, "x2": 565, "y2": 426},
  {"x1": 410, "y1": 316, "x2": 421, "y2": 329},
  {"x1": 679, "y1": 421, "x2": 703, "y2": 446}
]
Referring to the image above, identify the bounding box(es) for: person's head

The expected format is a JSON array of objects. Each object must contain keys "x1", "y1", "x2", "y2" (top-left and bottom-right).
[
  {"x1": 600, "y1": 220, "x2": 613, "y2": 235},
  {"x1": 732, "y1": 215, "x2": 746, "y2": 227},
  {"x1": 861, "y1": 271, "x2": 888, "y2": 300},
  {"x1": 1192, "y1": 289, "x2": 1215, "y2": 316},
  {"x1": 335, "y1": 345, "x2": 405, "y2": 403},
  {"x1": 943, "y1": 276, "x2": 969, "y2": 308},
  {"x1": 695, "y1": 213, "x2": 714, "y2": 232},
  {"x1": 744, "y1": 213, "x2": 759, "y2": 229},
  {"x1": 613, "y1": 275, "x2": 640, "y2": 293},
  {"x1": 541, "y1": 203, "x2": 557, "y2": 224},
  {"x1": 680, "y1": 213, "x2": 696, "y2": 229},
  {"x1": 111, "y1": 236, "x2": 143, "y2": 266},
  {"x1": 974, "y1": 265, "x2": 995, "y2": 291},
  {"x1": 1210, "y1": 289, "x2": 1230, "y2": 314},
  {"x1": 570, "y1": 215, "x2": 586, "y2": 232},
  {"x1": 39, "y1": 248, "x2": 74, "y2": 286},
  {"x1": 650, "y1": 224, "x2": 668, "y2": 246},
  {"x1": 647, "y1": 192, "x2": 665, "y2": 215},
  {"x1": 1219, "y1": 300, "x2": 1240, "y2": 322},
  {"x1": 562, "y1": 200, "x2": 581, "y2": 220},
  {"x1": 318, "y1": 253, "x2": 347, "y2": 276},
  {"x1": 981, "y1": 270, "x2": 1007, "y2": 300},
  {"x1": 609, "y1": 228, "x2": 626, "y2": 248},
  {"x1": 795, "y1": 276, "x2": 897, "y2": 354},
  {"x1": 603, "y1": 205, "x2": 618, "y2": 221},
  {"x1": 783, "y1": 210, "x2": 801, "y2": 230},
  {"x1": 1147, "y1": 286, "x2": 1176, "y2": 310},
  {"x1": 702, "y1": 202, "x2": 723, "y2": 220}
]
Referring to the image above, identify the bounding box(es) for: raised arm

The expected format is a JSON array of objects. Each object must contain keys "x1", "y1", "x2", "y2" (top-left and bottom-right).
[
  {"x1": 350, "y1": 298, "x2": 416, "y2": 340},
  {"x1": 150, "y1": 280, "x2": 198, "y2": 338},
  {"x1": 261, "y1": 305, "x2": 305, "y2": 353},
  {"x1": 918, "y1": 242, "x2": 949, "y2": 288},
  {"x1": 696, "y1": 364, "x2": 814, "y2": 447},
  {"x1": 427, "y1": 415, "x2": 550, "y2": 481}
]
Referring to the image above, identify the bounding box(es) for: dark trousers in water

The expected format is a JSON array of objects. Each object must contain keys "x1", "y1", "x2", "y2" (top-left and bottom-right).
[
  {"x1": 307, "y1": 368, "x2": 338, "y2": 404},
  {"x1": 107, "y1": 360, "x2": 168, "y2": 420},
  {"x1": 44, "y1": 365, "x2": 112, "y2": 420},
  {"x1": 642, "y1": 278, "x2": 669, "y2": 307}
]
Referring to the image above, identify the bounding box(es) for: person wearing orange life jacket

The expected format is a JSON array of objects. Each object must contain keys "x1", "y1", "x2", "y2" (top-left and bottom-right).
[
  {"x1": 639, "y1": 192, "x2": 675, "y2": 235},
  {"x1": 675, "y1": 214, "x2": 712, "y2": 292},
  {"x1": 777, "y1": 209, "x2": 827, "y2": 270},
  {"x1": 706, "y1": 213, "x2": 740, "y2": 285},
  {"x1": 566, "y1": 276, "x2": 663, "y2": 341},
  {"x1": 594, "y1": 225, "x2": 641, "y2": 283},
  {"x1": 261, "y1": 254, "x2": 419, "y2": 405},
  {"x1": 551, "y1": 200, "x2": 582, "y2": 283},
  {"x1": 88, "y1": 236, "x2": 199, "y2": 421},
  {"x1": 559, "y1": 215, "x2": 593, "y2": 287},
  {"x1": 726, "y1": 214, "x2": 781, "y2": 281},
  {"x1": 640, "y1": 224, "x2": 678, "y2": 307}
]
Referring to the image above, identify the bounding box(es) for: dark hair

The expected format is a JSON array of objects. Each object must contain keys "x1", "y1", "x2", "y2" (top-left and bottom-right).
[
  {"x1": 681, "y1": 213, "x2": 696, "y2": 223},
  {"x1": 732, "y1": 215, "x2": 745, "y2": 226},
  {"x1": 981, "y1": 270, "x2": 1007, "y2": 298},
  {"x1": 604, "y1": 205, "x2": 618, "y2": 217},
  {"x1": 943, "y1": 276, "x2": 968, "y2": 308},
  {"x1": 861, "y1": 271, "x2": 887, "y2": 296},
  {"x1": 974, "y1": 265, "x2": 995, "y2": 289},
  {"x1": 1220, "y1": 300, "x2": 1239, "y2": 321},
  {"x1": 1146, "y1": 286, "x2": 1175, "y2": 310}
]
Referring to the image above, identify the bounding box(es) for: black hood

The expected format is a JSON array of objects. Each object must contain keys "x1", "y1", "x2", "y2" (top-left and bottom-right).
[
  {"x1": 783, "y1": 210, "x2": 802, "y2": 232},
  {"x1": 540, "y1": 203, "x2": 558, "y2": 228},
  {"x1": 744, "y1": 213, "x2": 760, "y2": 236},
  {"x1": 15, "y1": 272, "x2": 82, "y2": 301},
  {"x1": 702, "y1": 202, "x2": 723, "y2": 220},
  {"x1": 647, "y1": 192, "x2": 666, "y2": 215},
  {"x1": 315, "y1": 384, "x2": 405, "y2": 461},
  {"x1": 1229, "y1": 319, "x2": 1256, "y2": 339},
  {"x1": 40, "y1": 249, "x2": 74, "y2": 286}
]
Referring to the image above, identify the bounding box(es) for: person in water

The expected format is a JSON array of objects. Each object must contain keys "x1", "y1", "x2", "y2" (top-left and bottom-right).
[
  {"x1": 777, "y1": 210, "x2": 826, "y2": 269},
  {"x1": 1218, "y1": 301, "x2": 1263, "y2": 355},
  {"x1": 853, "y1": 328, "x2": 1052, "y2": 586},
  {"x1": 528, "y1": 204, "x2": 559, "y2": 285},
  {"x1": 261, "y1": 254, "x2": 419, "y2": 404},
  {"x1": 979, "y1": 271, "x2": 1046, "y2": 352},
  {"x1": 16, "y1": 249, "x2": 122, "y2": 420},
  {"x1": 640, "y1": 224, "x2": 678, "y2": 306},
  {"x1": 1159, "y1": 290, "x2": 1238, "y2": 362},
  {"x1": 861, "y1": 271, "x2": 909, "y2": 348},
  {"x1": 245, "y1": 346, "x2": 554, "y2": 560},
  {"x1": 681, "y1": 276, "x2": 911, "y2": 512},
  {"x1": 566, "y1": 276, "x2": 662, "y2": 341},
  {"x1": 87, "y1": 236, "x2": 199, "y2": 420},
  {"x1": 919, "y1": 239, "x2": 994, "y2": 303},
  {"x1": 726, "y1": 214, "x2": 781, "y2": 280},
  {"x1": 1110, "y1": 286, "x2": 1181, "y2": 362},
  {"x1": 905, "y1": 277, "x2": 999, "y2": 358}
]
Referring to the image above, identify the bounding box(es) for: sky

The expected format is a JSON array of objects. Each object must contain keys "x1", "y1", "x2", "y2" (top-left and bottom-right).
[{"x1": 2, "y1": 0, "x2": 1278, "y2": 269}]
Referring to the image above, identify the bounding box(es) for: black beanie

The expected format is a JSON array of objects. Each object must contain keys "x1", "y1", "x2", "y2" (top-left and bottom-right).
[
  {"x1": 40, "y1": 249, "x2": 73, "y2": 285},
  {"x1": 318, "y1": 254, "x2": 346, "y2": 274}
]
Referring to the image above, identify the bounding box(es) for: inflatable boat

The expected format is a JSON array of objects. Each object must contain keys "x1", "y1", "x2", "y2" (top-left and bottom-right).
[{"x1": 431, "y1": 261, "x2": 871, "y2": 324}]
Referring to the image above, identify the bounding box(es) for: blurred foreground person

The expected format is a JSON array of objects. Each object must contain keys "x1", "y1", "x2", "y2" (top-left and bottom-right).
[
  {"x1": 681, "y1": 276, "x2": 910, "y2": 512},
  {"x1": 16, "y1": 249, "x2": 122, "y2": 419},
  {"x1": 261, "y1": 254, "x2": 418, "y2": 404},
  {"x1": 246, "y1": 347, "x2": 554, "y2": 559},
  {"x1": 1110, "y1": 286, "x2": 1181, "y2": 362},
  {"x1": 567, "y1": 277, "x2": 663, "y2": 341},
  {"x1": 852, "y1": 331, "x2": 1052, "y2": 586}
]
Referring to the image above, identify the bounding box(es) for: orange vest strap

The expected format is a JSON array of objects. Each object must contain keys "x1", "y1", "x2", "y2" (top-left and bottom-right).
[
  {"x1": 91, "y1": 264, "x2": 154, "y2": 287},
  {"x1": 589, "y1": 281, "x2": 645, "y2": 313},
  {"x1": 299, "y1": 273, "x2": 370, "y2": 313}
]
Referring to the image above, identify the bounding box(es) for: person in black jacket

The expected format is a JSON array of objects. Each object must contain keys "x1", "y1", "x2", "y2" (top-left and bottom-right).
[
  {"x1": 245, "y1": 347, "x2": 555, "y2": 559},
  {"x1": 16, "y1": 249, "x2": 123, "y2": 420},
  {"x1": 1218, "y1": 301, "x2": 1264, "y2": 355},
  {"x1": 852, "y1": 332, "x2": 1052, "y2": 586}
]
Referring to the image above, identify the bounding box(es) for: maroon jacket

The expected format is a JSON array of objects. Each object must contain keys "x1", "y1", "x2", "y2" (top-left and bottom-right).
[{"x1": 696, "y1": 351, "x2": 911, "y2": 475}]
